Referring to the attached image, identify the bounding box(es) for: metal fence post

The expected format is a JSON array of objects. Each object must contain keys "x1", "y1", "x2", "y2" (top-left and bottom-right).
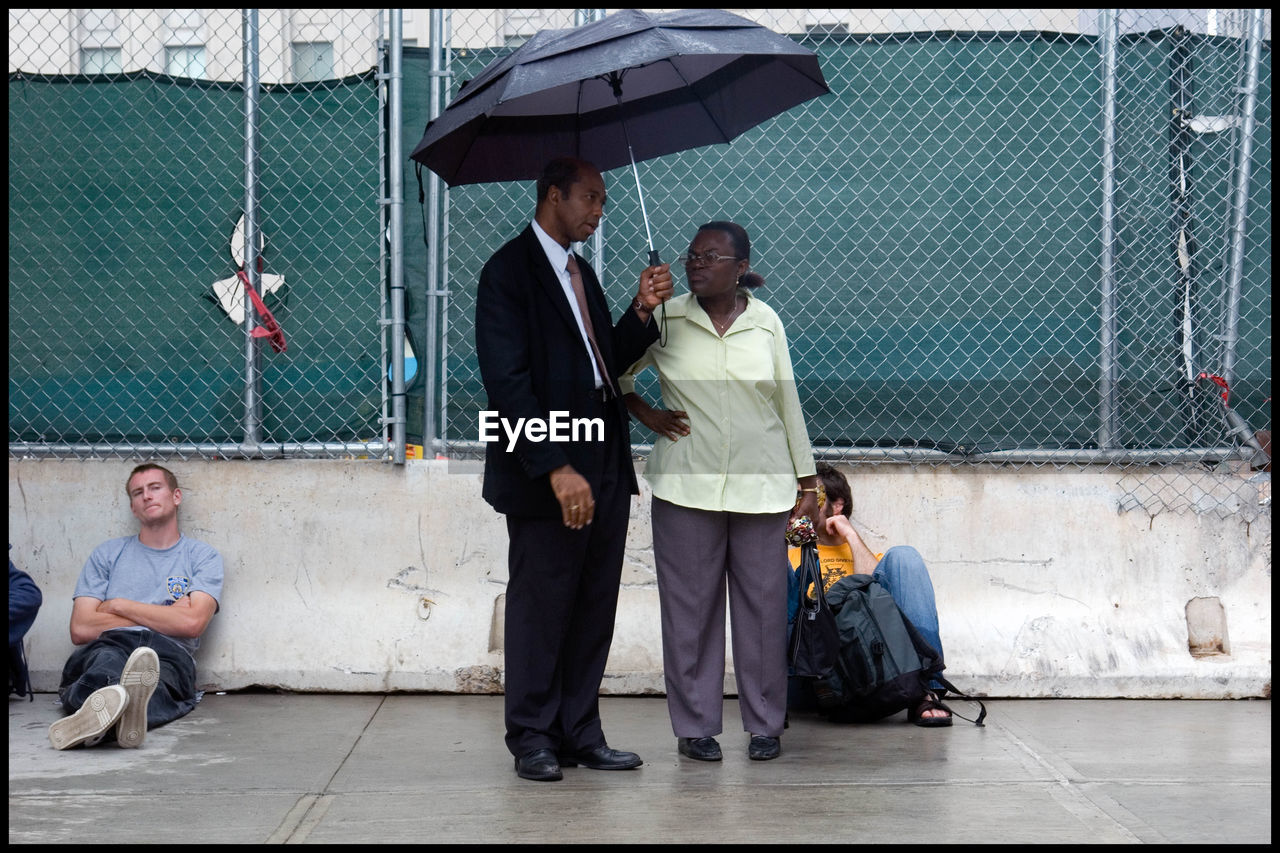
[
  {"x1": 241, "y1": 9, "x2": 263, "y2": 447},
  {"x1": 1097, "y1": 8, "x2": 1119, "y2": 449},
  {"x1": 439, "y1": 9, "x2": 453, "y2": 452},
  {"x1": 1221, "y1": 9, "x2": 1265, "y2": 390},
  {"x1": 387, "y1": 10, "x2": 407, "y2": 463},
  {"x1": 1217, "y1": 8, "x2": 1269, "y2": 466},
  {"x1": 423, "y1": 8, "x2": 444, "y2": 456}
]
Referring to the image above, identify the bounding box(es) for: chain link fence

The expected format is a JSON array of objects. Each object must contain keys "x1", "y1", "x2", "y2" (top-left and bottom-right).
[
  {"x1": 9, "y1": 9, "x2": 389, "y2": 459},
  {"x1": 408, "y1": 8, "x2": 1271, "y2": 519},
  {"x1": 10, "y1": 10, "x2": 1273, "y2": 517}
]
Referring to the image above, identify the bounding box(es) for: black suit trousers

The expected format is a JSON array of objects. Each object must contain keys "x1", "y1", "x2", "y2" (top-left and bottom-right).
[{"x1": 502, "y1": 398, "x2": 630, "y2": 758}]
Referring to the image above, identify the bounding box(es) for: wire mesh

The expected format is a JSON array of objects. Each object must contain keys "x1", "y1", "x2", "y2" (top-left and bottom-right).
[
  {"x1": 415, "y1": 9, "x2": 1270, "y2": 518},
  {"x1": 8, "y1": 9, "x2": 387, "y2": 459},
  {"x1": 8, "y1": 10, "x2": 1272, "y2": 518}
]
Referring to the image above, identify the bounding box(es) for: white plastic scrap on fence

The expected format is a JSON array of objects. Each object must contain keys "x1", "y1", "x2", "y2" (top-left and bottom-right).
[{"x1": 210, "y1": 214, "x2": 285, "y2": 325}]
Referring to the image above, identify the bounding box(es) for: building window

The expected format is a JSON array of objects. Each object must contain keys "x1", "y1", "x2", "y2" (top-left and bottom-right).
[
  {"x1": 502, "y1": 9, "x2": 541, "y2": 48},
  {"x1": 80, "y1": 47, "x2": 122, "y2": 74},
  {"x1": 291, "y1": 41, "x2": 334, "y2": 83},
  {"x1": 165, "y1": 45, "x2": 206, "y2": 78},
  {"x1": 804, "y1": 23, "x2": 851, "y2": 40}
]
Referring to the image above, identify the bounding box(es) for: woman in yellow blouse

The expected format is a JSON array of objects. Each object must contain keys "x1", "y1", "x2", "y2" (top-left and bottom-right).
[{"x1": 621, "y1": 221, "x2": 818, "y2": 762}]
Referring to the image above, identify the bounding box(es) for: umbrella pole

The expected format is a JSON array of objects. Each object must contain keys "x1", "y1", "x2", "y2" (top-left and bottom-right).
[
  {"x1": 610, "y1": 74, "x2": 666, "y2": 345},
  {"x1": 626, "y1": 149, "x2": 660, "y2": 267},
  {"x1": 626, "y1": 142, "x2": 667, "y2": 345},
  {"x1": 609, "y1": 74, "x2": 661, "y2": 266}
]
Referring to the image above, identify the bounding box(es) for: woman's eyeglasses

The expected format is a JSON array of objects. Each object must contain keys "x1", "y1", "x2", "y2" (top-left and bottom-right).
[{"x1": 676, "y1": 251, "x2": 742, "y2": 267}]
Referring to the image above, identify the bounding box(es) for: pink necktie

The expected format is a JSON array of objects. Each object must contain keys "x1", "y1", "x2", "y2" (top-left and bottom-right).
[{"x1": 566, "y1": 254, "x2": 613, "y2": 395}]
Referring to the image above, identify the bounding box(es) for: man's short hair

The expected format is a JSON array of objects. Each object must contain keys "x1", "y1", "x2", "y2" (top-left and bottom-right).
[
  {"x1": 536, "y1": 157, "x2": 589, "y2": 204},
  {"x1": 126, "y1": 463, "x2": 179, "y2": 495},
  {"x1": 816, "y1": 462, "x2": 852, "y2": 518}
]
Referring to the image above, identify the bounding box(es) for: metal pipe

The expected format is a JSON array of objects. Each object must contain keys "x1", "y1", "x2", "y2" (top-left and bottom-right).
[
  {"x1": 9, "y1": 442, "x2": 394, "y2": 459},
  {"x1": 1096, "y1": 9, "x2": 1119, "y2": 449},
  {"x1": 424, "y1": 9, "x2": 444, "y2": 455},
  {"x1": 241, "y1": 9, "x2": 262, "y2": 444},
  {"x1": 1215, "y1": 9, "x2": 1269, "y2": 468},
  {"x1": 388, "y1": 10, "x2": 407, "y2": 463},
  {"x1": 375, "y1": 10, "x2": 391, "y2": 459},
  {"x1": 396, "y1": 440, "x2": 1253, "y2": 468},
  {"x1": 7, "y1": 442, "x2": 1250, "y2": 466},
  {"x1": 1220, "y1": 9, "x2": 1263, "y2": 389},
  {"x1": 953, "y1": 448, "x2": 1250, "y2": 465},
  {"x1": 438, "y1": 10, "x2": 454, "y2": 457}
]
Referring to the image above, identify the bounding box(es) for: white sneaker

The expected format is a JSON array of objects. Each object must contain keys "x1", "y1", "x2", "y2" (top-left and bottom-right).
[
  {"x1": 115, "y1": 646, "x2": 160, "y2": 748},
  {"x1": 48, "y1": 684, "x2": 128, "y2": 750}
]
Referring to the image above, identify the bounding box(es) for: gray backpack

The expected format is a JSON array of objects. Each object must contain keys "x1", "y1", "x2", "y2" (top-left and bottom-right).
[{"x1": 821, "y1": 573, "x2": 985, "y2": 725}]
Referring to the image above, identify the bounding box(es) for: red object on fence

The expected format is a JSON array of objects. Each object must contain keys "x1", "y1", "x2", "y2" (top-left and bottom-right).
[
  {"x1": 1197, "y1": 372, "x2": 1229, "y2": 404},
  {"x1": 237, "y1": 270, "x2": 287, "y2": 353}
]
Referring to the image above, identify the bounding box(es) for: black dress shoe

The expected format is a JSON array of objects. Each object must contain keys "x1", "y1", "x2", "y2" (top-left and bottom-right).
[
  {"x1": 677, "y1": 736, "x2": 722, "y2": 761},
  {"x1": 559, "y1": 744, "x2": 643, "y2": 770},
  {"x1": 515, "y1": 748, "x2": 563, "y2": 781},
  {"x1": 748, "y1": 735, "x2": 781, "y2": 761}
]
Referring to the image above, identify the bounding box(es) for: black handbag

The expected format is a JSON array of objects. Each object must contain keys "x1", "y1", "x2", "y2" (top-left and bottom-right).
[{"x1": 787, "y1": 542, "x2": 840, "y2": 679}]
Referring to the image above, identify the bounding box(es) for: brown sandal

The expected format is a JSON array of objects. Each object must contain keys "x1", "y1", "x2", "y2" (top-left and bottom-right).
[{"x1": 909, "y1": 690, "x2": 954, "y2": 728}]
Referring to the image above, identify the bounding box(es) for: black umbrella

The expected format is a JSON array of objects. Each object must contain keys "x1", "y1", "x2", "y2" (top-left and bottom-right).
[{"x1": 409, "y1": 8, "x2": 829, "y2": 264}]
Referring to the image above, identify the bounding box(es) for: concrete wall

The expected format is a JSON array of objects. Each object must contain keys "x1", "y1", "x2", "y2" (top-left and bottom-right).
[{"x1": 8, "y1": 458, "x2": 1271, "y2": 698}]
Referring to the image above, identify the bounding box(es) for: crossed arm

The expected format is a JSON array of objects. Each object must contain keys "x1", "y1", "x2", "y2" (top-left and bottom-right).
[{"x1": 69, "y1": 592, "x2": 218, "y2": 646}]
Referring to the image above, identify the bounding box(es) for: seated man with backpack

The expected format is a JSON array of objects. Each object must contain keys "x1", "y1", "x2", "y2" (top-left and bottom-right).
[{"x1": 787, "y1": 462, "x2": 953, "y2": 726}]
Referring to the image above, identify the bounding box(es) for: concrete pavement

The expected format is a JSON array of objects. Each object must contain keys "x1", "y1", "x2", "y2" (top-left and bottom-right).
[{"x1": 8, "y1": 693, "x2": 1271, "y2": 844}]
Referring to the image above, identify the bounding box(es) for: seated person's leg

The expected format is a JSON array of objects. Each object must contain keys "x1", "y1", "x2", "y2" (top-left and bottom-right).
[
  {"x1": 57, "y1": 635, "x2": 131, "y2": 714},
  {"x1": 872, "y1": 546, "x2": 946, "y2": 689},
  {"x1": 144, "y1": 632, "x2": 201, "y2": 727}
]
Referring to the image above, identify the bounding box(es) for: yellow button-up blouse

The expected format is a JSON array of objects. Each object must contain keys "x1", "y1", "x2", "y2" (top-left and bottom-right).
[{"x1": 618, "y1": 289, "x2": 816, "y2": 514}]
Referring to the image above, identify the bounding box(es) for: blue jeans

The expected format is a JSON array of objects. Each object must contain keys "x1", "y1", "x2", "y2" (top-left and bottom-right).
[
  {"x1": 873, "y1": 545, "x2": 945, "y2": 682},
  {"x1": 58, "y1": 629, "x2": 200, "y2": 734},
  {"x1": 788, "y1": 545, "x2": 946, "y2": 709}
]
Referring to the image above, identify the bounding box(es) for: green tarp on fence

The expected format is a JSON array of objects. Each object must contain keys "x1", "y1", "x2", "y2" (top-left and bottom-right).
[{"x1": 9, "y1": 70, "x2": 382, "y2": 445}]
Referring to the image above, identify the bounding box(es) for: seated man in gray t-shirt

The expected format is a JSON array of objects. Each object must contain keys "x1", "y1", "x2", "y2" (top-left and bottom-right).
[{"x1": 49, "y1": 463, "x2": 223, "y2": 750}]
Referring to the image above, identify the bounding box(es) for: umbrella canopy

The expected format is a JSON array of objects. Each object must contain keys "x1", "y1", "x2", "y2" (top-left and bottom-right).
[{"x1": 409, "y1": 9, "x2": 830, "y2": 187}]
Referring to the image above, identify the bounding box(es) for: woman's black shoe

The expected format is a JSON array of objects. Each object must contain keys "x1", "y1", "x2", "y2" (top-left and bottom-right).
[
  {"x1": 748, "y1": 735, "x2": 781, "y2": 761},
  {"x1": 677, "y1": 736, "x2": 722, "y2": 761}
]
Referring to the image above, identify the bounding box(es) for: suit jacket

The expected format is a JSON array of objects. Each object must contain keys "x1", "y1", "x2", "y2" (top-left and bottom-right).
[{"x1": 476, "y1": 224, "x2": 659, "y2": 517}]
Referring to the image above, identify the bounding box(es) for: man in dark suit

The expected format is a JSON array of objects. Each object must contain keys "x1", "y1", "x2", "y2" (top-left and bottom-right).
[{"x1": 476, "y1": 157, "x2": 673, "y2": 782}]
